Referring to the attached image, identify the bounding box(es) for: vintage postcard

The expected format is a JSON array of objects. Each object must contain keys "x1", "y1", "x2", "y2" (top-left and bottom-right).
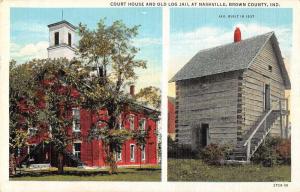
[{"x1": 0, "y1": 0, "x2": 300, "y2": 192}]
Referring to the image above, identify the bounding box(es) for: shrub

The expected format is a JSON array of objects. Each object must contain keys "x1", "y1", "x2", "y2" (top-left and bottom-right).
[
  {"x1": 251, "y1": 136, "x2": 290, "y2": 167},
  {"x1": 251, "y1": 143, "x2": 278, "y2": 167},
  {"x1": 221, "y1": 144, "x2": 233, "y2": 160},
  {"x1": 199, "y1": 144, "x2": 230, "y2": 165},
  {"x1": 167, "y1": 136, "x2": 178, "y2": 158},
  {"x1": 167, "y1": 136, "x2": 197, "y2": 158},
  {"x1": 276, "y1": 139, "x2": 291, "y2": 165}
]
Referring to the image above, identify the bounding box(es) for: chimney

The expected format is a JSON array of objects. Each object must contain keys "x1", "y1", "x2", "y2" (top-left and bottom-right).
[
  {"x1": 234, "y1": 27, "x2": 241, "y2": 42},
  {"x1": 130, "y1": 85, "x2": 135, "y2": 96}
]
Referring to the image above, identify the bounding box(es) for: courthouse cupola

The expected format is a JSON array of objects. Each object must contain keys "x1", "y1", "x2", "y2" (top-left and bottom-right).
[{"x1": 47, "y1": 20, "x2": 77, "y2": 60}]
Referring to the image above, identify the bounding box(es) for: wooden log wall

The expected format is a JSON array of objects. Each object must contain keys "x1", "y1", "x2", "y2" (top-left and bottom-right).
[
  {"x1": 175, "y1": 39, "x2": 287, "y2": 150},
  {"x1": 175, "y1": 71, "x2": 241, "y2": 150},
  {"x1": 240, "y1": 40, "x2": 286, "y2": 138}
]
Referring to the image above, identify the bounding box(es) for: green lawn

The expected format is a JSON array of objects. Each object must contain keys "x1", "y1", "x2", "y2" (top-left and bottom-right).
[
  {"x1": 168, "y1": 159, "x2": 290, "y2": 182},
  {"x1": 10, "y1": 165, "x2": 161, "y2": 181}
]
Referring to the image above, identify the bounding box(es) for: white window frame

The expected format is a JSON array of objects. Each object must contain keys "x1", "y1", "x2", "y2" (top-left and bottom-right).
[
  {"x1": 130, "y1": 144, "x2": 135, "y2": 162},
  {"x1": 139, "y1": 118, "x2": 146, "y2": 131},
  {"x1": 73, "y1": 142, "x2": 81, "y2": 159},
  {"x1": 118, "y1": 114, "x2": 123, "y2": 129},
  {"x1": 116, "y1": 151, "x2": 122, "y2": 161},
  {"x1": 129, "y1": 114, "x2": 135, "y2": 130},
  {"x1": 72, "y1": 108, "x2": 81, "y2": 132},
  {"x1": 141, "y1": 146, "x2": 146, "y2": 161},
  {"x1": 28, "y1": 127, "x2": 38, "y2": 137}
]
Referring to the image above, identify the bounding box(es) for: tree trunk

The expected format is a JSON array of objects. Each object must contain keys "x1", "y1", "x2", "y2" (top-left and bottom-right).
[
  {"x1": 108, "y1": 150, "x2": 118, "y2": 174},
  {"x1": 140, "y1": 148, "x2": 142, "y2": 169},
  {"x1": 9, "y1": 153, "x2": 17, "y2": 176},
  {"x1": 57, "y1": 152, "x2": 64, "y2": 174}
]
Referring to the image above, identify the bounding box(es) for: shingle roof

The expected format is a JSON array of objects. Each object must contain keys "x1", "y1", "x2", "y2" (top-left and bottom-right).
[{"x1": 170, "y1": 32, "x2": 290, "y2": 89}]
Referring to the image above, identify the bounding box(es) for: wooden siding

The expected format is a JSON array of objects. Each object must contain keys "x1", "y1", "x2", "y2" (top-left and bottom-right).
[
  {"x1": 175, "y1": 71, "x2": 241, "y2": 150},
  {"x1": 175, "y1": 39, "x2": 287, "y2": 150},
  {"x1": 240, "y1": 40, "x2": 286, "y2": 138}
]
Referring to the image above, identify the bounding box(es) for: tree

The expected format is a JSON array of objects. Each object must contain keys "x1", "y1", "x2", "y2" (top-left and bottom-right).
[
  {"x1": 135, "y1": 86, "x2": 161, "y2": 165},
  {"x1": 135, "y1": 86, "x2": 161, "y2": 109},
  {"x1": 132, "y1": 127, "x2": 150, "y2": 168},
  {"x1": 78, "y1": 19, "x2": 152, "y2": 174},
  {"x1": 9, "y1": 59, "x2": 38, "y2": 175},
  {"x1": 9, "y1": 58, "x2": 85, "y2": 174}
]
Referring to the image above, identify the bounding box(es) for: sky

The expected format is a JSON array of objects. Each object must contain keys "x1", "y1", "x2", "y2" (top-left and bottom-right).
[
  {"x1": 10, "y1": 8, "x2": 162, "y2": 91},
  {"x1": 169, "y1": 8, "x2": 293, "y2": 97}
]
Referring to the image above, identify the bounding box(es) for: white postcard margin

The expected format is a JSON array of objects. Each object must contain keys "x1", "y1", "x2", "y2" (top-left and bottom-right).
[{"x1": 0, "y1": 0, "x2": 300, "y2": 191}]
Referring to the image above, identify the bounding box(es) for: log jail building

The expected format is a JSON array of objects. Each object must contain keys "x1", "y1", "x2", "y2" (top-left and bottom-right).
[
  {"x1": 16, "y1": 20, "x2": 159, "y2": 168},
  {"x1": 170, "y1": 28, "x2": 290, "y2": 161}
]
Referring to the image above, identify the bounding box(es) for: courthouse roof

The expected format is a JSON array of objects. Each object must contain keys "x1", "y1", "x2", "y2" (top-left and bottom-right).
[{"x1": 48, "y1": 20, "x2": 77, "y2": 30}]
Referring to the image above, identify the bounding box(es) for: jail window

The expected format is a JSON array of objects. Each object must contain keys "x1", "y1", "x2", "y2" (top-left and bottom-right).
[{"x1": 268, "y1": 65, "x2": 273, "y2": 72}]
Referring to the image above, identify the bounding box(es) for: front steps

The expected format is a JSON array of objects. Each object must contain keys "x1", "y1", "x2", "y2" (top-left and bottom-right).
[
  {"x1": 29, "y1": 163, "x2": 51, "y2": 169},
  {"x1": 18, "y1": 141, "x2": 84, "y2": 167},
  {"x1": 230, "y1": 100, "x2": 287, "y2": 162}
]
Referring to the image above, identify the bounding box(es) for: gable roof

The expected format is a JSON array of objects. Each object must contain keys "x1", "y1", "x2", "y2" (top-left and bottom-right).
[{"x1": 170, "y1": 32, "x2": 290, "y2": 89}]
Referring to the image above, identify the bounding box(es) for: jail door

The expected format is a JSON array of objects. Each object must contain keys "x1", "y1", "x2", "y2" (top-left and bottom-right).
[
  {"x1": 200, "y1": 124, "x2": 209, "y2": 147},
  {"x1": 264, "y1": 84, "x2": 271, "y2": 110}
]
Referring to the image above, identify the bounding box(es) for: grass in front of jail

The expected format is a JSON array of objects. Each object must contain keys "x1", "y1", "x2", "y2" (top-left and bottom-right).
[
  {"x1": 10, "y1": 165, "x2": 161, "y2": 181},
  {"x1": 168, "y1": 159, "x2": 290, "y2": 182}
]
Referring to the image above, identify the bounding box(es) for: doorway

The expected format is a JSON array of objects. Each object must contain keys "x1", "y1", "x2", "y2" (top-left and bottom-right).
[
  {"x1": 201, "y1": 124, "x2": 209, "y2": 147},
  {"x1": 264, "y1": 84, "x2": 271, "y2": 110}
]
